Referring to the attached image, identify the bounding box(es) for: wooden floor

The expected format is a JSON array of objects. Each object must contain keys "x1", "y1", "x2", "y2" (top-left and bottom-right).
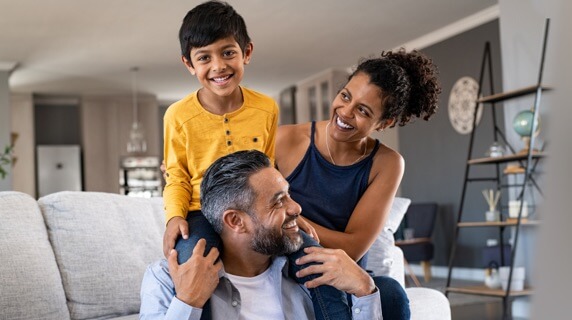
[
  {"x1": 451, "y1": 301, "x2": 528, "y2": 320},
  {"x1": 452, "y1": 301, "x2": 503, "y2": 320},
  {"x1": 405, "y1": 276, "x2": 529, "y2": 320}
]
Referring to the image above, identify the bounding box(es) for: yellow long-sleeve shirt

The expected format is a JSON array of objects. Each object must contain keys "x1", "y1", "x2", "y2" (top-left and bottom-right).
[{"x1": 163, "y1": 87, "x2": 278, "y2": 223}]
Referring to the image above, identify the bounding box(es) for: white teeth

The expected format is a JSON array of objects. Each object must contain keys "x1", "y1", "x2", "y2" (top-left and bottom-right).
[
  {"x1": 336, "y1": 116, "x2": 353, "y2": 129},
  {"x1": 283, "y1": 221, "x2": 297, "y2": 228},
  {"x1": 212, "y1": 75, "x2": 230, "y2": 82}
]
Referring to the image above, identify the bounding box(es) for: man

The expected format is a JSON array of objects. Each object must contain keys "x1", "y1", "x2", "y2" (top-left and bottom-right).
[{"x1": 140, "y1": 150, "x2": 381, "y2": 319}]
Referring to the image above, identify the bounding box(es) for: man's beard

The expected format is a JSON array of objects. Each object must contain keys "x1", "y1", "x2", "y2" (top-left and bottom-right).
[{"x1": 250, "y1": 217, "x2": 303, "y2": 256}]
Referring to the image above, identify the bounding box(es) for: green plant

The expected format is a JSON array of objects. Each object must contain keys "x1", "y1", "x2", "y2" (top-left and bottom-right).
[{"x1": 0, "y1": 144, "x2": 14, "y2": 179}]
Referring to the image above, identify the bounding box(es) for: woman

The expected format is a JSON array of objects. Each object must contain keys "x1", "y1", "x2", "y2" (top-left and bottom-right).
[{"x1": 277, "y1": 48, "x2": 441, "y2": 319}]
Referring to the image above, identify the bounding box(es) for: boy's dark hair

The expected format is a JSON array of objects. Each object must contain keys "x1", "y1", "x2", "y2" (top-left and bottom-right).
[
  {"x1": 350, "y1": 48, "x2": 442, "y2": 127},
  {"x1": 200, "y1": 150, "x2": 270, "y2": 234},
  {"x1": 179, "y1": 1, "x2": 251, "y2": 61}
]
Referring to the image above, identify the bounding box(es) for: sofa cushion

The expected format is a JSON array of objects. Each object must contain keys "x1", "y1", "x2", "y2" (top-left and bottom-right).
[
  {"x1": 38, "y1": 192, "x2": 165, "y2": 320},
  {"x1": 384, "y1": 197, "x2": 411, "y2": 234},
  {"x1": 366, "y1": 197, "x2": 410, "y2": 286},
  {"x1": 0, "y1": 191, "x2": 70, "y2": 320}
]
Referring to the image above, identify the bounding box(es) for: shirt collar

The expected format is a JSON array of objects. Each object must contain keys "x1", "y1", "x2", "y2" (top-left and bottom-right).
[{"x1": 219, "y1": 256, "x2": 288, "y2": 279}]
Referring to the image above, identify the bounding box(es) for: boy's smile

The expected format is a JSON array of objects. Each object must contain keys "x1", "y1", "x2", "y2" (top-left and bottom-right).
[{"x1": 182, "y1": 36, "x2": 253, "y2": 112}]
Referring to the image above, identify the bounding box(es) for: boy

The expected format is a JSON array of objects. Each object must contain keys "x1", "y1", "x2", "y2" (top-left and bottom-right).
[
  {"x1": 162, "y1": 0, "x2": 278, "y2": 260},
  {"x1": 162, "y1": 1, "x2": 352, "y2": 319}
]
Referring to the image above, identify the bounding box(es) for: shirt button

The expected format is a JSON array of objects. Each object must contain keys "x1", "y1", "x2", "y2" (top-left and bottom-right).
[
  {"x1": 354, "y1": 308, "x2": 361, "y2": 314},
  {"x1": 224, "y1": 118, "x2": 229, "y2": 123},
  {"x1": 231, "y1": 300, "x2": 238, "y2": 307},
  {"x1": 226, "y1": 130, "x2": 231, "y2": 135},
  {"x1": 227, "y1": 141, "x2": 232, "y2": 146},
  {"x1": 253, "y1": 137, "x2": 258, "y2": 142}
]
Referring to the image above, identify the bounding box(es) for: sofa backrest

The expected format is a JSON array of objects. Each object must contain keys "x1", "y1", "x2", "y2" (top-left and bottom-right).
[
  {"x1": 38, "y1": 191, "x2": 165, "y2": 320},
  {"x1": 0, "y1": 191, "x2": 70, "y2": 320}
]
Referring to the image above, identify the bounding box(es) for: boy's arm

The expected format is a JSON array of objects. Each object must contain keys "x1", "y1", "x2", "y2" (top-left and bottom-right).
[
  {"x1": 163, "y1": 116, "x2": 192, "y2": 223},
  {"x1": 162, "y1": 115, "x2": 194, "y2": 256}
]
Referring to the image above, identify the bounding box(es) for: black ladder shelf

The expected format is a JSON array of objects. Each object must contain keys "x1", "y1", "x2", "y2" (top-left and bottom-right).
[{"x1": 445, "y1": 19, "x2": 550, "y2": 320}]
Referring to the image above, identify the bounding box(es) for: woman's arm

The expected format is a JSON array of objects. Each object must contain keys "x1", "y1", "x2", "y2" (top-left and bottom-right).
[{"x1": 303, "y1": 147, "x2": 404, "y2": 261}]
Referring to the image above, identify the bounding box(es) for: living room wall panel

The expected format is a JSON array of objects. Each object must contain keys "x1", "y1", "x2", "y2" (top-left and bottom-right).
[{"x1": 81, "y1": 95, "x2": 160, "y2": 194}]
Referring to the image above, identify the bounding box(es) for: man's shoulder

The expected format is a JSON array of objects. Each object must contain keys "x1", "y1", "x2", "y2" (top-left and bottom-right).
[
  {"x1": 144, "y1": 259, "x2": 172, "y2": 284},
  {"x1": 272, "y1": 257, "x2": 308, "y2": 293},
  {"x1": 242, "y1": 87, "x2": 278, "y2": 114}
]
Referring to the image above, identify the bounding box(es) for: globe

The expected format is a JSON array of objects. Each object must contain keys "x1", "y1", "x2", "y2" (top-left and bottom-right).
[{"x1": 512, "y1": 110, "x2": 539, "y2": 137}]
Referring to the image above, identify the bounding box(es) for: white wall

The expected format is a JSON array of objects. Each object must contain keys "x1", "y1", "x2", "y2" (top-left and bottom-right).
[
  {"x1": 498, "y1": 0, "x2": 547, "y2": 316},
  {"x1": 10, "y1": 93, "x2": 35, "y2": 195},
  {"x1": 525, "y1": 0, "x2": 572, "y2": 318},
  {"x1": 500, "y1": 0, "x2": 571, "y2": 317}
]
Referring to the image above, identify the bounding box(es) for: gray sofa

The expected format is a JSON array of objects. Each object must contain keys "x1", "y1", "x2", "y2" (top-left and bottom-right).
[{"x1": 0, "y1": 191, "x2": 450, "y2": 320}]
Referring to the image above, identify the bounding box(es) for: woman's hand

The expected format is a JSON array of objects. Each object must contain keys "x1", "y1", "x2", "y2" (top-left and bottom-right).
[{"x1": 297, "y1": 216, "x2": 319, "y2": 243}]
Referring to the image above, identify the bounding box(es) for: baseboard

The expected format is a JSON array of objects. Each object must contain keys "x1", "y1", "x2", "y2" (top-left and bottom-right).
[{"x1": 408, "y1": 264, "x2": 484, "y2": 282}]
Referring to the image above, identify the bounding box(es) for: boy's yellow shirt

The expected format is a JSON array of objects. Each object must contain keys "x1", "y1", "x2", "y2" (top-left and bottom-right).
[{"x1": 163, "y1": 86, "x2": 278, "y2": 223}]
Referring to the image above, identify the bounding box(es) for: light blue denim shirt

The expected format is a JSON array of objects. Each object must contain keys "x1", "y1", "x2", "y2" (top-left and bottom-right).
[{"x1": 140, "y1": 256, "x2": 382, "y2": 320}]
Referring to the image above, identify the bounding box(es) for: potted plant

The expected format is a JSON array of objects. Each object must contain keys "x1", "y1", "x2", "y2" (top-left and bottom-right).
[
  {"x1": 0, "y1": 144, "x2": 13, "y2": 179},
  {"x1": 0, "y1": 133, "x2": 17, "y2": 179}
]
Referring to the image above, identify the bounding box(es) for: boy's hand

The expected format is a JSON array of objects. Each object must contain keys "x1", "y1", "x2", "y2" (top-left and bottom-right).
[
  {"x1": 168, "y1": 239, "x2": 222, "y2": 308},
  {"x1": 295, "y1": 247, "x2": 376, "y2": 297},
  {"x1": 163, "y1": 217, "x2": 189, "y2": 257},
  {"x1": 297, "y1": 216, "x2": 319, "y2": 242}
]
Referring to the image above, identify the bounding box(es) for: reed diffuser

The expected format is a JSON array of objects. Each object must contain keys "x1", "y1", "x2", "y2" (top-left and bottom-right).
[{"x1": 482, "y1": 189, "x2": 500, "y2": 222}]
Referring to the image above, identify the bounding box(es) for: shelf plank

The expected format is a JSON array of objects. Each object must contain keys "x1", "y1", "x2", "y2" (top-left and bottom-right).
[
  {"x1": 477, "y1": 85, "x2": 552, "y2": 103},
  {"x1": 447, "y1": 285, "x2": 533, "y2": 297},
  {"x1": 395, "y1": 238, "x2": 431, "y2": 245},
  {"x1": 458, "y1": 220, "x2": 540, "y2": 228},
  {"x1": 468, "y1": 152, "x2": 546, "y2": 165}
]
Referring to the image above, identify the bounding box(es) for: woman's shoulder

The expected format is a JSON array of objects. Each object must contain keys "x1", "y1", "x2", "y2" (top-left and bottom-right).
[
  {"x1": 278, "y1": 122, "x2": 312, "y2": 142},
  {"x1": 371, "y1": 141, "x2": 404, "y2": 174}
]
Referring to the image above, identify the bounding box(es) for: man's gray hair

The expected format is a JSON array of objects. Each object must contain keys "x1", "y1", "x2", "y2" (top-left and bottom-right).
[{"x1": 200, "y1": 150, "x2": 271, "y2": 233}]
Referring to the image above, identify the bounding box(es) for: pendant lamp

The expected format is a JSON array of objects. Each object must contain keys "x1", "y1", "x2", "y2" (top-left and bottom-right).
[{"x1": 127, "y1": 67, "x2": 147, "y2": 153}]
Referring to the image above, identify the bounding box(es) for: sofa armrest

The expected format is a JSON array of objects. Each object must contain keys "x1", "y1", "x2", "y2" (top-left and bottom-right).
[{"x1": 406, "y1": 287, "x2": 451, "y2": 320}]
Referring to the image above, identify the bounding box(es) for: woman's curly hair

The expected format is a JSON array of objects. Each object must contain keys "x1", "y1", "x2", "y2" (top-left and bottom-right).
[{"x1": 350, "y1": 48, "x2": 441, "y2": 127}]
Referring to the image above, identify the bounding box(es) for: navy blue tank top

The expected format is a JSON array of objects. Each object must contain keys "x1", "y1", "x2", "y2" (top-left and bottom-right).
[{"x1": 286, "y1": 121, "x2": 380, "y2": 268}]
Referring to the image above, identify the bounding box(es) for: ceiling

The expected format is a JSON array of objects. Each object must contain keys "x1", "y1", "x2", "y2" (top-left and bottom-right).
[{"x1": 1, "y1": 0, "x2": 497, "y2": 103}]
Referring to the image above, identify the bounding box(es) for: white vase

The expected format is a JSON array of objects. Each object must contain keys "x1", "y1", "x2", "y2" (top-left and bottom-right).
[{"x1": 484, "y1": 268, "x2": 501, "y2": 289}]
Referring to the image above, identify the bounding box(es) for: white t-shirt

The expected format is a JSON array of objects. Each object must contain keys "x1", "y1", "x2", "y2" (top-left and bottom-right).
[{"x1": 226, "y1": 267, "x2": 285, "y2": 320}]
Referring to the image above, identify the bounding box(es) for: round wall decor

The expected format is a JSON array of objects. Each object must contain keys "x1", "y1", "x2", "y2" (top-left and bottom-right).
[{"x1": 448, "y1": 76, "x2": 483, "y2": 135}]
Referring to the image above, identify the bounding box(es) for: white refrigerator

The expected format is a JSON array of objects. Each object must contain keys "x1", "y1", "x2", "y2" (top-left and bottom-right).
[{"x1": 37, "y1": 145, "x2": 83, "y2": 197}]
